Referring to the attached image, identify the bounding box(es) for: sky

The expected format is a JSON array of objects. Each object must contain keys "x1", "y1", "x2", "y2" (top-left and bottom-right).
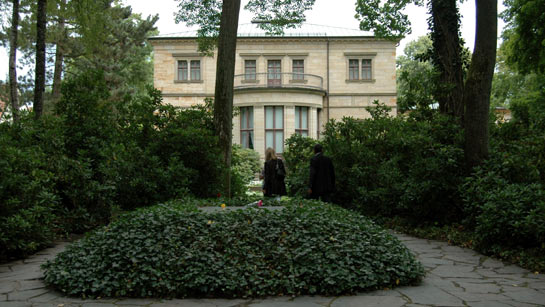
[{"x1": 0, "y1": 0, "x2": 506, "y2": 81}]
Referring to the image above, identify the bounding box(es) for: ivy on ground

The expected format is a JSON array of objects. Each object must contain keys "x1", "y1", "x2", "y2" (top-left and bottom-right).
[{"x1": 43, "y1": 200, "x2": 424, "y2": 298}]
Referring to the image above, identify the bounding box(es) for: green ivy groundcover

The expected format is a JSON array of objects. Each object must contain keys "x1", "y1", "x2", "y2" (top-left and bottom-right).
[{"x1": 42, "y1": 199, "x2": 424, "y2": 298}]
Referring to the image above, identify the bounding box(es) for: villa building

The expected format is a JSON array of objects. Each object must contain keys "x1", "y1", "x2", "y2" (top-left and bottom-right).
[{"x1": 149, "y1": 24, "x2": 398, "y2": 158}]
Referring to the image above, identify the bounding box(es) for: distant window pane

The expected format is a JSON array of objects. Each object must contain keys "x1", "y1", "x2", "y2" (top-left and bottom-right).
[
  {"x1": 301, "y1": 107, "x2": 308, "y2": 129},
  {"x1": 293, "y1": 60, "x2": 304, "y2": 80},
  {"x1": 275, "y1": 131, "x2": 284, "y2": 153},
  {"x1": 268, "y1": 60, "x2": 281, "y2": 86},
  {"x1": 266, "y1": 131, "x2": 274, "y2": 149},
  {"x1": 295, "y1": 107, "x2": 300, "y2": 129},
  {"x1": 190, "y1": 60, "x2": 200, "y2": 80},
  {"x1": 362, "y1": 59, "x2": 372, "y2": 79},
  {"x1": 275, "y1": 107, "x2": 283, "y2": 128},
  {"x1": 265, "y1": 107, "x2": 274, "y2": 129},
  {"x1": 241, "y1": 131, "x2": 248, "y2": 147},
  {"x1": 178, "y1": 61, "x2": 188, "y2": 80},
  {"x1": 349, "y1": 59, "x2": 359, "y2": 80},
  {"x1": 245, "y1": 60, "x2": 256, "y2": 80},
  {"x1": 240, "y1": 107, "x2": 254, "y2": 149}
]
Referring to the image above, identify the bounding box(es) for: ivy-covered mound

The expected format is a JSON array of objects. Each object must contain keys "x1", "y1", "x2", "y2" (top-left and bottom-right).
[{"x1": 43, "y1": 200, "x2": 424, "y2": 298}]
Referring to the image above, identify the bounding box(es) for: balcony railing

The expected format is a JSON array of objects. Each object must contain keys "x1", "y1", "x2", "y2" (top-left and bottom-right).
[{"x1": 234, "y1": 73, "x2": 324, "y2": 92}]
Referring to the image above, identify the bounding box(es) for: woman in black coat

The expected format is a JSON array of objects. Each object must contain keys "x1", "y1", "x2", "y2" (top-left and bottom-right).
[{"x1": 263, "y1": 147, "x2": 287, "y2": 198}]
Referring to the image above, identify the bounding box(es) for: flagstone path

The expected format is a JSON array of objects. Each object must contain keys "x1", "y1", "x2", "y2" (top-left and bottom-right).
[{"x1": 1, "y1": 232, "x2": 544, "y2": 307}]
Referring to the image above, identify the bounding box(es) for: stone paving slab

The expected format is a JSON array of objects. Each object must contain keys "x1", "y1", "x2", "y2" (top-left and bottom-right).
[{"x1": 1, "y1": 232, "x2": 544, "y2": 307}]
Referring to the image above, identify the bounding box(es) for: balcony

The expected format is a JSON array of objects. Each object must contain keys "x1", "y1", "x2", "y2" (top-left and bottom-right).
[{"x1": 233, "y1": 73, "x2": 325, "y2": 94}]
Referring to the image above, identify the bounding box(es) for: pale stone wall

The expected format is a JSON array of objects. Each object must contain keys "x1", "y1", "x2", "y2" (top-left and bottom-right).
[{"x1": 150, "y1": 36, "x2": 397, "y2": 158}]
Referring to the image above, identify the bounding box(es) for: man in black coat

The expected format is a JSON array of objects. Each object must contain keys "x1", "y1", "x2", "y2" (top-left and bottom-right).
[{"x1": 308, "y1": 144, "x2": 335, "y2": 202}]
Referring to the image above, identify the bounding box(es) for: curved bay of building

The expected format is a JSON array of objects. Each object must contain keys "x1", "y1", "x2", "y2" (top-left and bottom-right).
[{"x1": 150, "y1": 28, "x2": 398, "y2": 159}]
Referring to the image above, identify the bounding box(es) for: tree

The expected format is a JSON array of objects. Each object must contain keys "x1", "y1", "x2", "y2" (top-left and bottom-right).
[
  {"x1": 8, "y1": 0, "x2": 20, "y2": 122},
  {"x1": 50, "y1": 0, "x2": 66, "y2": 104},
  {"x1": 502, "y1": 0, "x2": 545, "y2": 74},
  {"x1": 63, "y1": 4, "x2": 158, "y2": 102},
  {"x1": 33, "y1": 0, "x2": 46, "y2": 119},
  {"x1": 396, "y1": 35, "x2": 437, "y2": 112},
  {"x1": 175, "y1": 0, "x2": 316, "y2": 197},
  {"x1": 356, "y1": 0, "x2": 497, "y2": 168},
  {"x1": 463, "y1": 0, "x2": 497, "y2": 168},
  {"x1": 213, "y1": 0, "x2": 241, "y2": 198},
  {"x1": 428, "y1": 0, "x2": 465, "y2": 117}
]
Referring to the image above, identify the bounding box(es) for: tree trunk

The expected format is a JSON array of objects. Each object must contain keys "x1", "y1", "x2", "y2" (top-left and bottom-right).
[
  {"x1": 34, "y1": 0, "x2": 47, "y2": 119},
  {"x1": 52, "y1": 12, "x2": 65, "y2": 104},
  {"x1": 429, "y1": 0, "x2": 465, "y2": 117},
  {"x1": 213, "y1": 0, "x2": 241, "y2": 199},
  {"x1": 9, "y1": 0, "x2": 20, "y2": 123},
  {"x1": 464, "y1": 0, "x2": 497, "y2": 169}
]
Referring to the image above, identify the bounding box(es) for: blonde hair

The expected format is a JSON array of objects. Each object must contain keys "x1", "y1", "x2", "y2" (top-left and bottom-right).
[{"x1": 265, "y1": 147, "x2": 277, "y2": 161}]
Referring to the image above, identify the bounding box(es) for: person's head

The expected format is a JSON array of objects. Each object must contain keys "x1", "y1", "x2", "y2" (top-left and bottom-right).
[
  {"x1": 313, "y1": 143, "x2": 323, "y2": 154},
  {"x1": 265, "y1": 147, "x2": 277, "y2": 161}
]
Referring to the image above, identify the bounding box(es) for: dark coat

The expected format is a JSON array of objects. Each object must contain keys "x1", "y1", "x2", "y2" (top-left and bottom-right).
[
  {"x1": 309, "y1": 152, "x2": 335, "y2": 197},
  {"x1": 264, "y1": 159, "x2": 287, "y2": 197}
]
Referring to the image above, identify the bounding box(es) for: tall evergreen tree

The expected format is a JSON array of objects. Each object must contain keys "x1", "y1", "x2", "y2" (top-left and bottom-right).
[
  {"x1": 8, "y1": 0, "x2": 20, "y2": 122},
  {"x1": 33, "y1": 0, "x2": 46, "y2": 119}
]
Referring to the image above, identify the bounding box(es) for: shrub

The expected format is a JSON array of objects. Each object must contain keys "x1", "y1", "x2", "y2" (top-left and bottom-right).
[
  {"x1": 0, "y1": 71, "x2": 229, "y2": 261},
  {"x1": 0, "y1": 119, "x2": 60, "y2": 260},
  {"x1": 462, "y1": 136, "x2": 545, "y2": 251},
  {"x1": 283, "y1": 134, "x2": 317, "y2": 197},
  {"x1": 232, "y1": 145, "x2": 261, "y2": 184},
  {"x1": 314, "y1": 109, "x2": 465, "y2": 223},
  {"x1": 43, "y1": 200, "x2": 424, "y2": 298}
]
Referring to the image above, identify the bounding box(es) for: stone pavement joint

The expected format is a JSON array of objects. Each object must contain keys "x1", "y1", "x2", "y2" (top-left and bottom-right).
[{"x1": 1, "y1": 233, "x2": 544, "y2": 307}]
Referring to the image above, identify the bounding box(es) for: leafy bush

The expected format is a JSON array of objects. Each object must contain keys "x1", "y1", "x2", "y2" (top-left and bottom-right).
[
  {"x1": 230, "y1": 145, "x2": 261, "y2": 197},
  {"x1": 283, "y1": 134, "x2": 317, "y2": 197},
  {"x1": 43, "y1": 200, "x2": 424, "y2": 298},
  {"x1": 0, "y1": 70, "x2": 229, "y2": 261},
  {"x1": 282, "y1": 107, "x2": 465, "y2": 223},
  {"x1": 462, "y1": 132, "x2": 545, "y2": 251},
  {"x1": 0, "y1": 117, "x2": 61, "y2": 260},
  {"x1": 232, "y1": 145, "x2": 261, "y2": 182}
]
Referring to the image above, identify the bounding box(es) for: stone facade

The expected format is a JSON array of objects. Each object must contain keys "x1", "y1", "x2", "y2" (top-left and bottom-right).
[{"x1": 150, "y1": 30, "x2": 397, "y2": 159}]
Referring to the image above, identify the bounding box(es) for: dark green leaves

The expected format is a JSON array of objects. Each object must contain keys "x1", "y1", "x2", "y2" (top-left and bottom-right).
[
  {"x1": 245, "y1": 0, "x2": 316, "y2": 35},
  {"x1": 42, "y1": 200, "x2": 424, "y2": 298},
  {"x1": 355, "y1": 0, "x2": 423, "y2": 39},
  {"x1": 174, "y1": 0, "x2": 317, "y2": 52}
]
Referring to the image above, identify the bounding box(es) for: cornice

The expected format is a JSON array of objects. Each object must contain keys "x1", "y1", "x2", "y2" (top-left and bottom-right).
[
  {"x1": 329, "y1": 93, "x2": 396, "y2": 97},
  {"x1": 161, "y1": 93, "x2": 213, "y2": 97},
  {"x1": 234, "y1": 87, "x2": 326, "y2": 96},
  {"x1": 161, "y1": 91, "x2": 395, "y2": 98},
  {"x1": 149, "y1": 36, "x2": 396, "y2": 45}
]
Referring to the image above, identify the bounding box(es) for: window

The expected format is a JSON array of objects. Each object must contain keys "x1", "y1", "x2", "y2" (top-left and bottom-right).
[
  {"x1": 292, "y1": 60, "x2": 304, "y2": 80},
  {"x1": 295, "y1": 106, "x2": 308, "y2": 136},
  {"x1": 267, "y1": 60, "x2": 281, "y2": 86},
  {"x1": 177, "y1": 61, "x2": 188, "y2": 80},
  {"x1": 190, "y1": 60, "x2": 201, "y2": 80},
  {"x1": 240, "y1": 107, "x2": 254, "y2": 149},
  {"x1": 349, "y1": 59, "x2": 359, "y2": 80},
  {"x1": 317, "y1": 108, "x2": 321, "y2": 138},
  {"x1": 348, "y1": 59, "x2": 373, "y2": 81},
  {"x1": 245, "y1": 60, "x2": 256, "y2": 80},
  {"x1": 362, "y1": 59, "x2": 372, "y2": 80},
  {"x1": 265, "y1": 106, "x2": 284, "y2": 153}
]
